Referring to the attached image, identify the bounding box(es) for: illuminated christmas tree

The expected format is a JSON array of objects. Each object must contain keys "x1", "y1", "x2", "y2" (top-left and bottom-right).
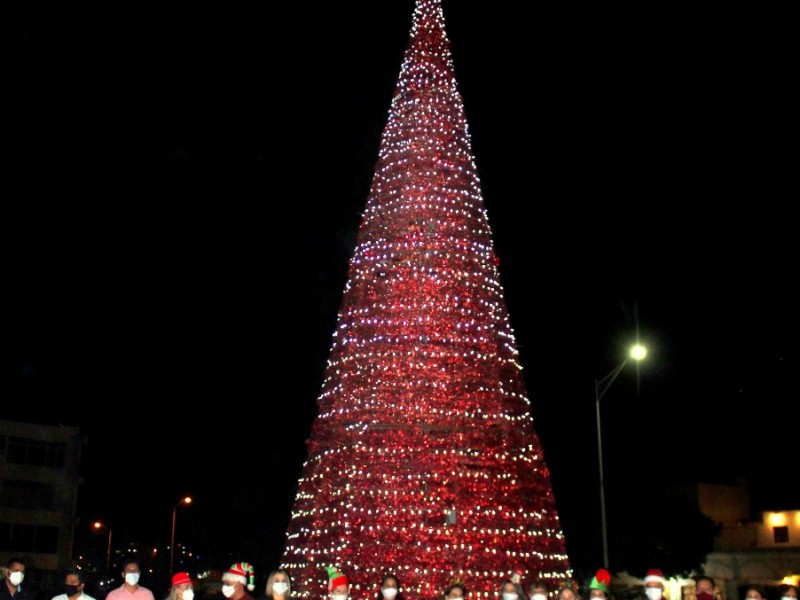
[{"x1": 281, "y1": 1, "x2": 571, "y2": 597}]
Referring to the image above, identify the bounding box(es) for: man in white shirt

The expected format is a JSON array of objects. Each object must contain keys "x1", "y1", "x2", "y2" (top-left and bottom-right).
[{"x1": 51, "y1": 570, "x2": 95, "y2": 600}]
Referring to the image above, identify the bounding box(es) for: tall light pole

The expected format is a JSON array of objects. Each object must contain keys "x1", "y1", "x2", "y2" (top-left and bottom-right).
[
  {"x1": 93, "y1": 521, "x2": 112, "y2": 572},
  {"x1": 169, "y1": 496, "x2": 192, "y2": 574},
  {"x1": 596, "y1": 343, "x2": 646, "y2": 569}
]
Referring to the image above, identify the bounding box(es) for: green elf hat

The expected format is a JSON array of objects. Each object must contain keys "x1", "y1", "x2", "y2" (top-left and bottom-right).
[
  {"x1": 325, "y1": 567, "x2": 349, "y2": 592},
  {"x1": 589, "y1": 569, "x2": 611, "y2": 594}
]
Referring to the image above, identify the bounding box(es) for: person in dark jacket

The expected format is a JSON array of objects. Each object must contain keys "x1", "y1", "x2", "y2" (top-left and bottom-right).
[{"x1": 2, "y1": 558, "x2": 32, "y2": 600}]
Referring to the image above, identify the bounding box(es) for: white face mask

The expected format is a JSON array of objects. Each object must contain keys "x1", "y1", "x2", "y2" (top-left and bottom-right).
[
  {"x1": 504, "y1": 594, "x2": 519, "y2": 600},
  {"x1": 8, "y1": 572, "x2": 24, "y2": 586},
  {"x1": 532, "y1": 594, "x2": 547, "y2": 600},
  {"x1": 273, "y1": 583, "x2": 289, "y2": 596},
  {"x1": 645, "y1": 589, "x2": 663, "y2": 600},
  {"x1": 182, "y1": 591, "x2": 195, "y2": 600},
  {"x1": 125, "y1": 573, "x2": 140, "y2": 586},
  {"x1": 332, "y1": 594, "x2": 348, "y2": 600},
  {"x1": 382, "y1": 589, "x2": 398, "y2": 599},
  {"x1": 222, "y1": 586, "x2": 236, "y2": 598}
]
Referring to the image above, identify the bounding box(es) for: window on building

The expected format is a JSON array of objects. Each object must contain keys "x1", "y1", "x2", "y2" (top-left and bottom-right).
[
  {"x1": 6, "y1": 436, "x2": 66, "y2": 468},
  {"x1": 10, "y1": 523, "x2": 35, "y2": 552},
  {"x1": 0, "y1": 479, "x2": 56, "y2": 510},
  {"x1": 774, "y1": 526, "x2": 789, "y2": 543},
  {"x1": 35, "y1": 525, "x2": 59, "y2": 553},
  {"x1": 0, "y1": 522, "x2": 10, "y2": 551},
  {"x1": 0, "y1": 522, "x2": 58, "y2": 553}
]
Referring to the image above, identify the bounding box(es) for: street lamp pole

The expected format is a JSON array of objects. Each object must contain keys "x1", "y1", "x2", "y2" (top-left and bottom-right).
[
  {"x1": 93, "y1": 521, "x2": 112, "y2": 572},
  {"x1": 595, "y1": 343, "x2": 647, "y2": 569},
  {"x1": 169, "y1": 496, "x2": 192, "y2": 574},
  {"x1": 106, "y1": 528, "x2": 113, "y2": 571}
]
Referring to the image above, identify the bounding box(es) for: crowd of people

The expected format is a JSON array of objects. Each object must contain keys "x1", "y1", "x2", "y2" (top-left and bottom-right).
[{"x1": 2, "y1": 557, "x2": 797, "y2": 600}]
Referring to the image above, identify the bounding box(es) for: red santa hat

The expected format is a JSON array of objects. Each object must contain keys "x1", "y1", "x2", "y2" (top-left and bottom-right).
[
  {"x1": 643, "y1": 570, "x2": 665, "y2": 585},
  {"x1": 172, "y1": 573, "x2": 192, "y2": 587},
  {"x1": 224, "y1": 562, "x2": 256, "y2": 591},
  {"x1": 325, "y1": 567, "x2": 349, "y2": 592}
]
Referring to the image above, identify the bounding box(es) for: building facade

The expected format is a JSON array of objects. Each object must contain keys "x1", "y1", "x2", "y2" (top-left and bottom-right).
[
  {"x1": 0, "y1": 419, "x2": 83, "y2": 572},
  {"x1": 698, "y1": 482, "x2": 799, "y2": 598}
]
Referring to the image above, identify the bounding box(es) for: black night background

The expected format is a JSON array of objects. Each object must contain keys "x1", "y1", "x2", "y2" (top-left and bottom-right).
[{"x1": 2, "y1": 0, "x2": 796, "y2": 583}]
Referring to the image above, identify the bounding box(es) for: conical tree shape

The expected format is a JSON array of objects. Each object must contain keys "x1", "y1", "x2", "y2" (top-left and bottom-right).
[{"x1": 281, "y1": 1, "x2": 571, "y2": 597}]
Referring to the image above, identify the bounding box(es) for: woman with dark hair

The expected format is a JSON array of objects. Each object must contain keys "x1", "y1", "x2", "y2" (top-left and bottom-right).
[
  {"x1": 556, "y1": 580, "x2": 581, "y2": 600},
  {"x1": 376, "y1": 574, "x2": 403, "y2": 600},
  {"x1": 499, "y1": 580, "x2": 525, "y2": 600},
  {"x1": 443, "y1": 583, "x2": 467, "y2": 600},
  {"x1": 528, "y1": 581, "x2": 550, "y2": 600},
  {"x1": 743, "y1": 586, "x2": 767, "y2": 600},
  {"x1": 779, "y1": 585, "x2": 799, "y2": 600},
  {"x1": 695, "y1": 575, "x2": 717, "y2": 600}
]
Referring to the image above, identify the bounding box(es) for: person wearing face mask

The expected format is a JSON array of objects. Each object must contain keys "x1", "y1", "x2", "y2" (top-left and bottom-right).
[
  {"x1": 325, "y1": 567, "x2": 350, "y2": 600},
  {"x1": 105, "y1": 559, "x2": 154, "y2": 600},
  {"x1": 778, "y1": 584, "x2": 799, "y2": 600},
  {"x1": 443, "y1": 582, "x2": 467, "y2": 600},
  {"x1": 693, "y1": 576, "x2": 716, "y2": 600},
  {"x1": 527, "y1": 580, "x2": 550, "y2": 600},
  {"x1": 1, "y1": 559, "x2": 31, "y2": 600},
  {"x1": 51, "y1": 569, "x2": 96, "y2": 600},
  {"x1": 166, "y1": 573, "x2": 194, "y2": 600},
  {"x1": 376, "y1": 574, "x2": 403, "y2": 600},
  {"x1": 642, "y1": 570, "x2": 666, "y2": 600},
  {"x1": 743, "y1": 586, "x2": 767, "y2": 600},
  {"x1": 556, "y1": 580, "x2": 581, "y2": 600},
  {"x1": 499, "y1": 579, "x2": 525, "y2": 600},
  {"x1": 588, "y1": 570, "x2": 611, "y2": 600},
  {"x1": 257, "y1": 570, "x2": 293, "y2": 600},
  {"x1": 221, "y1": 563, "x2": 256, "y2": 600}
]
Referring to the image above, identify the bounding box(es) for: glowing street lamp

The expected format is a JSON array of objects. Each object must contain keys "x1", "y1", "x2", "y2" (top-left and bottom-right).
[
  {"x1": 93, "y1": 521, "x2": 113, "y2": 572},
  {"x1": 596, "y1": 343, "x2": 647, "y2": 569},
  {"x1": 169, "y1": 496, "x2": 192, "y2": 573}
]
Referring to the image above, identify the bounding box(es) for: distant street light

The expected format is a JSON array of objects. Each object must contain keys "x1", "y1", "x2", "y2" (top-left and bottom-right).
[
  {"x1": 596, "y1": 343, "x2": 647, "y2": 569},
  {"x1": 169, "y1": 496, "x2": 192, "y2": 573},
  {"x1": 93, "y1": 521, "x2": 113, "y2": 572}
]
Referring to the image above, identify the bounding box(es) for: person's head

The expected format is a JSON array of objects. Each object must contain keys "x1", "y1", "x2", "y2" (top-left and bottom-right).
[
  {"x1": 744, "y1": 586, "x2": 767, "y2": 600},
  {"x1": 589, "y1": 569, "x2": 611, "y2": 600},
  {"x1": 558, "y1": 589, "x2": 578, "y2": 600},
  {"x1": 121, "y1": 560, "x2": 141, "y2": 588},
  {"x1": 326, "y1": 567, "x2": 349, "y2": 600},
  {"x1": 643, "y1": 570, "x2": 665, "y2": 600},
  {"x1": 169, "y1": 572, "x2": 194, "y2": 600},
  {"x1": 63, "y1": 570, "x2": 86, "y2": 597},
  {"x1": 501, "y1": 580, "x2": 524, "y2": 600},
  {"x1": 557, "y1": 581, "x2": 580, "y2": 600},
  {"x1": 528, "y1": 581, "x2": 549, "y2": 600},
  {"x1": 444, "y1": 583, "x2": 466, "y2": 600},
  {"x1": 222, "y1": 563, "x2": 256, "y2": 599},
  {"x1": 380, "y1": 574, "x2": 400, "y2": 600},
  {"x1": 266, "y1": 570, "x2": 292, "y2": 599},
  {"x1": 4, "y1": 559, "x2": 26, "y2": 588},
  {"x1": 779, "y1": 585, "x2": 799, "y2": 600},
  {"x1": 695, "y1": 576, "x2": 715, "y2": 600}
]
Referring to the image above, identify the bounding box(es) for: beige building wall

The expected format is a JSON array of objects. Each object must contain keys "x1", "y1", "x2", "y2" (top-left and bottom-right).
[
  {"x1": 0, "y1": 419, "x2": 84, "y2": 572},
  {"x1": 698, "y1": 482, "x2": 799, "y2": 598}
]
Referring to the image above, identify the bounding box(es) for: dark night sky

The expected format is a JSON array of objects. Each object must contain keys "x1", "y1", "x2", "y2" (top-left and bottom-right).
[{"x1": 2, "y1": 0, "x2": 796, "y2": 575}]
